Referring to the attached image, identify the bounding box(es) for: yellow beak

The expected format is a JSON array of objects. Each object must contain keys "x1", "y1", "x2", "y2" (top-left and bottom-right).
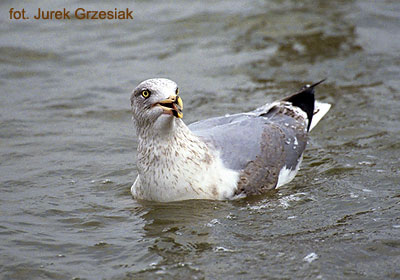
[{"x1": 157, "y1": 95, "x2": 183, "y2": 118}]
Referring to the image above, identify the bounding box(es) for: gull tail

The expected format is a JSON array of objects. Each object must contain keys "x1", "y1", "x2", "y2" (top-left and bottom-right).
[
  {"x1": 309, "y1": 100, "x2": 331, "y2": 131},
  {"x1": 283, "y1": 79, "x2": 330, "y2": 131}
]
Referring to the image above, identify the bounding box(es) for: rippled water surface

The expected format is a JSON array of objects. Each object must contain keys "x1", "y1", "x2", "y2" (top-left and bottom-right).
[{"x1": 1, "y1": 0, "x2": 399, "y2": 279}]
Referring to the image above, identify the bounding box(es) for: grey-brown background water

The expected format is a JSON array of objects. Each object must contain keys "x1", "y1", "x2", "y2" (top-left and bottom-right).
[{"x1": 1, "y1": 0, "x2": 399, "y2": 279}]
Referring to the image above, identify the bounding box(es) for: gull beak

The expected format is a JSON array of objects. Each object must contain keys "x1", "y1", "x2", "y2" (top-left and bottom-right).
[{"x1": 157, "y1": 95, "x2": 183, "y2": 118}]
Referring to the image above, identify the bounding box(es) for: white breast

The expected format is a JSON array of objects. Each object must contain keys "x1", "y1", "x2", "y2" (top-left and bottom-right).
[{"x1": 131, "y1": 121, "x2": 239, "y2": 202}]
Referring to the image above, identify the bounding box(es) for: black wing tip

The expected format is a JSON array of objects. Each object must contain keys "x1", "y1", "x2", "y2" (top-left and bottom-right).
[
  {"x1": 304, "y1": 78, "x2": 326, "y2": 90},
  {"x1": 284, "y1": 78, "x2": 326, "y2": 131}
]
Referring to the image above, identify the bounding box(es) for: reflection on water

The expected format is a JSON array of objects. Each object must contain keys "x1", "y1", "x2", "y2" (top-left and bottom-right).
[{"x1": 1, "y1": 0, "x2": 400, "y2": 279}]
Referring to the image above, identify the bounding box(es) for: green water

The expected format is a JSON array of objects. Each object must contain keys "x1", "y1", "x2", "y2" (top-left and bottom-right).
[{"x1": 1, "y1": 0, "x2": 399, "y2": 279}]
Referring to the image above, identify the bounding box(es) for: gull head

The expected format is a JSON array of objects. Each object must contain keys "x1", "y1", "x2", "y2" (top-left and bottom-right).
[{"x1": 130, "y1": 78, "x2": 183, "y2": 131}]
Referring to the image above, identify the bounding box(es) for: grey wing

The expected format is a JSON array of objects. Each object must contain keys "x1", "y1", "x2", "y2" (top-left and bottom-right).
[
  {"x1": 190, "y1": 113, "x2": 265, "y2": 170},
  {"x1": 189, "y1": 104, "x2": 309, "y2": 193}
]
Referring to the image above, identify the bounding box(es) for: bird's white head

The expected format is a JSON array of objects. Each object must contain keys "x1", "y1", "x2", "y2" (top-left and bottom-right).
[{"x1": 130, "y1": 78, "x2": 183, "y2": 134}]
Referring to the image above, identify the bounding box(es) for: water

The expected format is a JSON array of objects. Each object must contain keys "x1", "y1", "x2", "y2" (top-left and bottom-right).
[{"x1": 1, "y1": 0, "x2": 399, "y2": 279}]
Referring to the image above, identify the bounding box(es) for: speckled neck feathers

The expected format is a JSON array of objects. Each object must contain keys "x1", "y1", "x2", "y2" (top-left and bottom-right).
[{"x1": 132, "y1": 117, "x2": 239, "y2": 202}]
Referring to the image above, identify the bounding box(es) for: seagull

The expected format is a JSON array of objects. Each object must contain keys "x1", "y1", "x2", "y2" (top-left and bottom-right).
[{"x1": 130, "y1": 78, "x2": 330, "y2": 202}]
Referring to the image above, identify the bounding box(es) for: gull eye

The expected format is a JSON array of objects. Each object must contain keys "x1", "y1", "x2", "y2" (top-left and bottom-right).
[
  {"x1": 141, "y1": 89, "x2": 151, "y2": 99},
  {"x1": 175, "y1": 88, "x2": 179, "y2": 95}
]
